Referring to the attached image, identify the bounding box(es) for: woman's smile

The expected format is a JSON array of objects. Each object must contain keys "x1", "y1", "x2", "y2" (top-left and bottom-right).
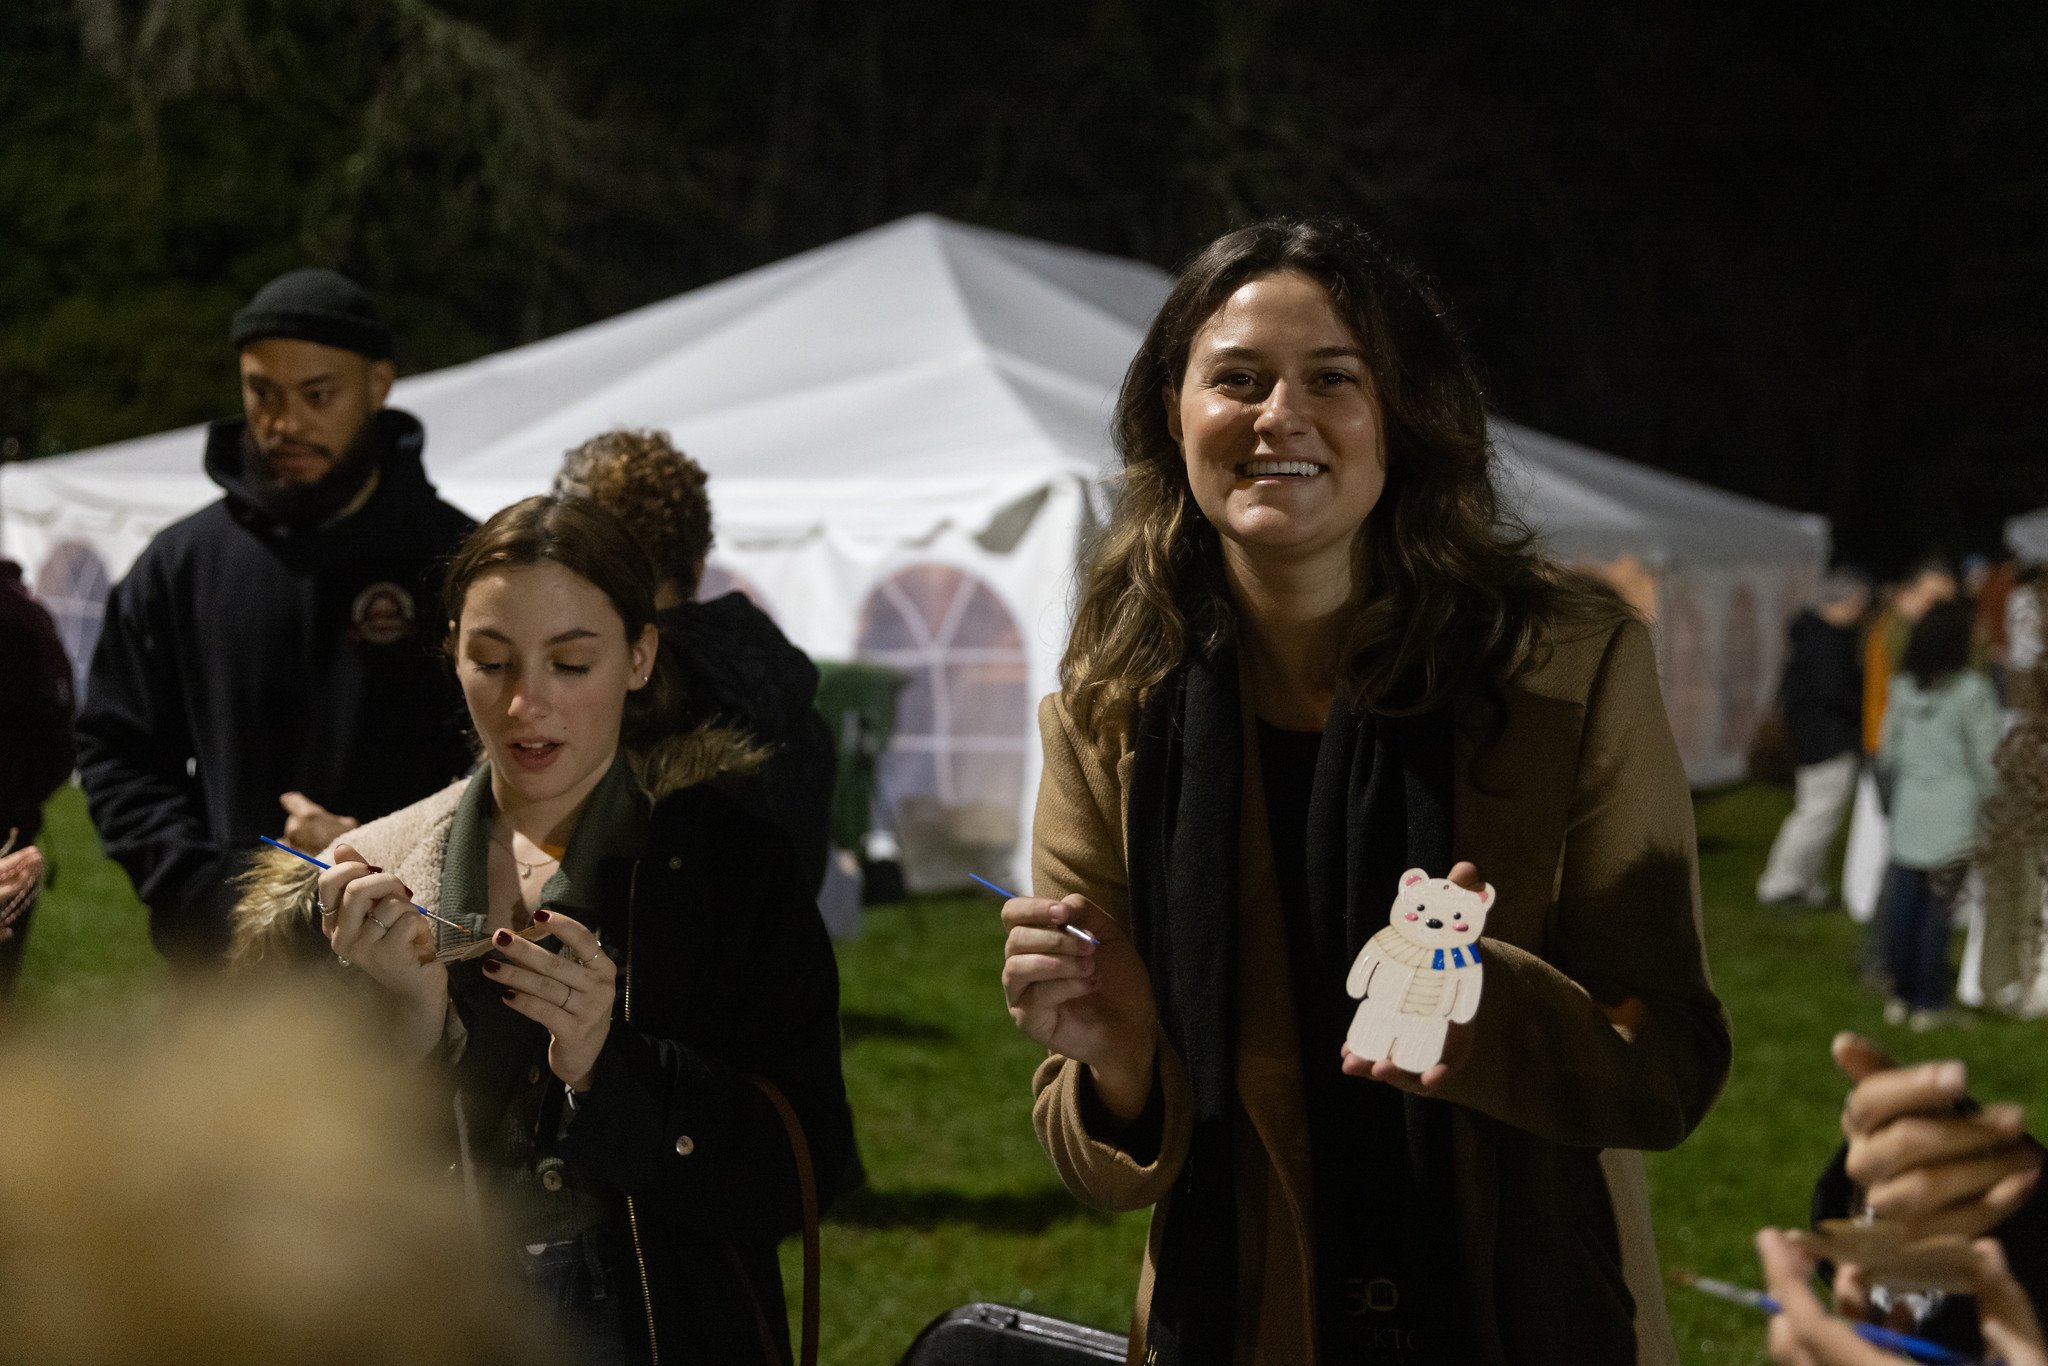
[{"x1": 1237, "y1": 459, "x2": 1328, "y2": 481}]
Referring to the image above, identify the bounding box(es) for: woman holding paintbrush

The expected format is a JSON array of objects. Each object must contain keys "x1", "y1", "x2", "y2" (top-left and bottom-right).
[
  {"x1": 1001, "y1": 218, "x2": 1731, "y2": 1365},
  {"x1": 232, "y1": 494, "x2": 853, "y2": 1365}
]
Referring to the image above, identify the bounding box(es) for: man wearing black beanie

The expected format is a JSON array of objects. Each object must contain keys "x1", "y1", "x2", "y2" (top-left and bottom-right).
[{"x1": 74, "y1": 268, "x2": 477, "y2": 962}]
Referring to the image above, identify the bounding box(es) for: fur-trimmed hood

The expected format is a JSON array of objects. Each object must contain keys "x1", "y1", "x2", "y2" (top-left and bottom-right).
[{"x1": 228, "y1": 725, "x2": 767, "y2": 971}]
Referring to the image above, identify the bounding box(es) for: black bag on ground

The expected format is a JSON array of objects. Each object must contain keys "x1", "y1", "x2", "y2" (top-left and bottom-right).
[{"x1": 898, "y1": 1303, "x2": 1128, "y2": 1364}]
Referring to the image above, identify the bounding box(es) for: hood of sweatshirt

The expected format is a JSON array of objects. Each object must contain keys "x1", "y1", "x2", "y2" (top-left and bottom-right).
[{"x1": 204, "y1": 408, "x2": 435, "y2": 548}]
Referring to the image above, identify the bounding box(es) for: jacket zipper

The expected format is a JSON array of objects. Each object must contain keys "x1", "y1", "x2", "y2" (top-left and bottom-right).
[{"x1": 623, "y1": 858, "x2": 660, "y2": 1364}]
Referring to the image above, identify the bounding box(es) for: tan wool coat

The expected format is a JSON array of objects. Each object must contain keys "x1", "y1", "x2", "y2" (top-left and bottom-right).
[{"x1": 1030, "y1": 620, "x2": 1731, "y2": 1366}]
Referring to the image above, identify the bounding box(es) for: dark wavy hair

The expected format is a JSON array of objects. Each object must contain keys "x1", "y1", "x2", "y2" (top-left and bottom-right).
[
  {"x1": 1902, "y1": 598, "x2": 1973, "y2": 689},
  {"x1": 441, "y1": 493, "x2": 684, "y2": 749},
  {"x1": 1060, "y1": 216, "x2": 1629, "y2": 739}
]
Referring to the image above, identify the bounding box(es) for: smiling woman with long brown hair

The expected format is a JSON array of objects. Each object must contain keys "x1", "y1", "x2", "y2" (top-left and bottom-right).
[{"x1": 1000, "y1": 219, "x2": 1730, "y2": 1366}]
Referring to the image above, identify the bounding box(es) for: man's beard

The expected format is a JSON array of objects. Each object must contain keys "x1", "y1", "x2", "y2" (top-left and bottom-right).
[{"x1": 241, "y1": 421, "x2": 381, "y2": 526}]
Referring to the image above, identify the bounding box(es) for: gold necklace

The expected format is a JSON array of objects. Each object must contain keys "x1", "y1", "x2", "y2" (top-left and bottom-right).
[{"x1": 493, "y1": 830, "x2": 563, "y2": 878}]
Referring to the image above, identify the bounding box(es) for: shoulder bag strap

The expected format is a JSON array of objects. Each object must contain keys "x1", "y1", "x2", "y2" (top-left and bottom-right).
[{"x1": 750, "y1": 1075, "x2": 820, "y2": 1366}]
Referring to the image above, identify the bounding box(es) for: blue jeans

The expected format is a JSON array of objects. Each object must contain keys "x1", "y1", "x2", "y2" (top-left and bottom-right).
[
  {"x1": 1880, "y1": 865, "x2": 1957, "y2": 1011},
  {"x1": 519, "y1": 1235, "x2": 639, "y2": 1366}
]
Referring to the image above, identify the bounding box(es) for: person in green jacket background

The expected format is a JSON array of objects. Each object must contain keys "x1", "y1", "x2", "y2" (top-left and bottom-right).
[{"x1": 1878, "y1": 598, "x2": 2003, "y2": 1029}]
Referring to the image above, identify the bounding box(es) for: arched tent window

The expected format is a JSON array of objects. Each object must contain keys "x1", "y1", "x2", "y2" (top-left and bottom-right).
[
  {"x1": 1719, "y1": 583, "x2": 1762, "y2": 755},
  {"x1": 1659, "y1": 578, "x2": 1712, "y2": 767},
  {"x1": 36, "y1": 541, "x2": 111, "y2": 701},
  {"x1": 856, "y1": 564, "x2": 1028, "y2": 887},
  {"x1": 694, "y1": 561, "x2": 774, "y2": 619}
]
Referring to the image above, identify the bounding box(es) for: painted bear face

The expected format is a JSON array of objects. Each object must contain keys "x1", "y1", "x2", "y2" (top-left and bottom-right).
[{"x1": 1385, "y1": 867, "x2": 1494, "y2": 951}]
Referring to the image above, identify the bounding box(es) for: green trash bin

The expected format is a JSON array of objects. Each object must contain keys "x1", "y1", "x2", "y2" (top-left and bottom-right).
[{"x1": 813, "y1": 661, "x2": 909, "y2": 857}]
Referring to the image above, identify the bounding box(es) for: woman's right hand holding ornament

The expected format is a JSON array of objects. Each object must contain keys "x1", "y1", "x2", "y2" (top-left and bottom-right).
[
  {"x1": 1001, "y1": 893, "x2": 1160, "y2": 1121},
  {"x1": 318, "y1": 842, "x2": 448, "y2": 1058}
]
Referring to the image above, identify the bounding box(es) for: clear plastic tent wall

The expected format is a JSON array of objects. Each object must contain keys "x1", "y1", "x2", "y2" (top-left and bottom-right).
[{"x1": 2, "y1": 215, "x2": 1827, "y2": 891}]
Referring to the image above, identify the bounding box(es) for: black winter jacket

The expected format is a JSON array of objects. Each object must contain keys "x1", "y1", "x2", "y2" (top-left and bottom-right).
[
  {"x1": 230, "y1": 750, "x2": 854, "y2": 1366},
  {"x1": 549, "y1": 781, "x2": 854, "y2": 1363},
  {"x1": 1780, "y1": 609, "x2": 1864, "y2": 766},
  {"x1": 662, "y1": 594, "x2": 836, "y2": 897},
  {"x1": 74, "y1": 409, "x2": 475, "y2": 958}
]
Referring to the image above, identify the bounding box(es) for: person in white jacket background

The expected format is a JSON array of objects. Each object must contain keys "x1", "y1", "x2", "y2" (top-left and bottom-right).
[{"x1": 1877, "y1": 598, "x2": 2003, "y2": 1030}]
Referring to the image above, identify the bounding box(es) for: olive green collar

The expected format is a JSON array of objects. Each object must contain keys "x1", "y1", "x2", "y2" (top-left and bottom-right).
[{"x1": 437, "y1": 752, "x2": 648, "y2": 949}]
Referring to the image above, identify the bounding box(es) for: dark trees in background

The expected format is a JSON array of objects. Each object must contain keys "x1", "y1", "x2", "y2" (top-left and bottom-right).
[{"x1": 3, "y1": 0, "x2": 2043, "y2": 572}]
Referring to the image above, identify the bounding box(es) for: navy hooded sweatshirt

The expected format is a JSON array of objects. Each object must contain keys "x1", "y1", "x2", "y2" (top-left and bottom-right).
[{"x1": 75, "y1": 409, "x2": 476, "y2": 959}]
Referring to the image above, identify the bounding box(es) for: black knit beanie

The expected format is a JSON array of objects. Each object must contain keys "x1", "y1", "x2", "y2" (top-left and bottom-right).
[{"x1": 229, "y1": 268, "x2": 394, "y2": 360}]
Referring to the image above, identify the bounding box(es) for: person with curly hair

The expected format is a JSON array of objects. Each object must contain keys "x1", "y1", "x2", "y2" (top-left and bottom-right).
[
  {"x1": 1000, "y1": 217, "x2": 1728, "y2": 1365},
  {"x1": 556, "y1": 430, "x2": 836, "y2": 897}
]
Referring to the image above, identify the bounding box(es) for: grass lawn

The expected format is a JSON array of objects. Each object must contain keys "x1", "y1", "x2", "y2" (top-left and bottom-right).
[{"x1": 20, "y1": 780, "x2": 2048, "y2": 1365}]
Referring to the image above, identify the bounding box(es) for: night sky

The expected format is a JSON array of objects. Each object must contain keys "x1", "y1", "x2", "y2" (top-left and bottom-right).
[{"x1": 5, "y1": 1, "x2": 2043, "y2": 572}]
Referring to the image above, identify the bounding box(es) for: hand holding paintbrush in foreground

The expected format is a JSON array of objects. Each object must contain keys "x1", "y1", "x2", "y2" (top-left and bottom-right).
[
  {"x1": 1827, "y1": 1033, "x2": 2043, "y2": 1320},
  {"x1": 1757, "y1": 1228, "x2": 2045, "y2": 1366}
]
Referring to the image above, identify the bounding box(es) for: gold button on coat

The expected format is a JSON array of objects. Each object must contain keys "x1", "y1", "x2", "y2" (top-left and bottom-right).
[
  {"x1": 674, "y1": 1134, "x2": 695, "y2": 1156},
  {"x1": 527, "y1": 1065, "x2": 542, "y2": 1085},
  {"x1": 668, "y1": 856, "x2": 682, "y2": 871},
  {"x1": 541, "y1": 1170, "x2": 564, "y2": 1192}
]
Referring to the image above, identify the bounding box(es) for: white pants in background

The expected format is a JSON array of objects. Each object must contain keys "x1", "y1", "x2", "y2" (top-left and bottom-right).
[{"x1": 1757, "y1": 752, "x2": 1860, "y2": 904}]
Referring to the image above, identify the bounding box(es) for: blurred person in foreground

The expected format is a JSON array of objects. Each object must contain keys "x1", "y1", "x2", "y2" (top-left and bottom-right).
[
  {"x1": 1876, "y1": 599, "x2": 2001, "y2": 1029},
  {"x1": 74, "y1": 268, "x2": 475, "y2": 963},
  {"x1": 1758, "y1": 570, "x2": 1870, "y2": 909},
  {"x1": 0, "y1": 557, "x2": 75, "y2": 994},
  {"x1": 1003, "y1": 217, "x2": 1729, "y2": 1364},
  {"x1": 553, "y1": 429, "x2": 835, "y2": 897},
  {"x1": 1799, "y1": 1032, "x2": 2048, "y2": 1358},
  {"x1": 231, "y1": 494, "x2": 852, "y2": 1365},
  {"x1": 0, "y1": 985, "x2": 560, "y2": 1366}
]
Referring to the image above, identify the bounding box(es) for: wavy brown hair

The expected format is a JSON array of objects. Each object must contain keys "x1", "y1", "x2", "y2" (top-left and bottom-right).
[
  {"x1": 441, "y1": 493, "x2": 684, "y2": 750},
  {"x1": 1062, "y1": 216, "x2": 1630, "y2": 740}
]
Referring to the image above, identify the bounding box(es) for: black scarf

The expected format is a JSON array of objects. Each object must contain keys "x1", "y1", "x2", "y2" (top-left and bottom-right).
[{"x1": 1127, "y1": 645, "x2": 1462, "y2": 1366}]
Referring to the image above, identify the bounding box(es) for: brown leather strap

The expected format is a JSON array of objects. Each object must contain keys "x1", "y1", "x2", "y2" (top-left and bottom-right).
[{"x1": 751, "y1": 1076, "x2": 819, "y2": 1366}]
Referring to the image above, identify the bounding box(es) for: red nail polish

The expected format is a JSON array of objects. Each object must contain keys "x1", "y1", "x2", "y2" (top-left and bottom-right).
[
  {"x1": 534, "y1": 909, "x2": 551, "y2": 922},
  {"x1": 401, "y1": 885, "x2": 414, "y2": 899},
  {"x1": 480, "y1": 960, "x2": 499, "y2": 974},
  {"x1": 365, "y1": 865, "x2": 384, "y2": 874},
  {"x1": 501, "y1": 989, "x2": 517, "y2": 1001},
  {"x1": 494, "y1": 929, "x2": 512, "y2": 945}
]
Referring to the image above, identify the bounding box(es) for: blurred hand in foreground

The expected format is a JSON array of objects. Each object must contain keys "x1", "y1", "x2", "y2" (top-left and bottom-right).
[
  {"x1": 1758, "y1": 1227, "x2": 2045, "y2": 1366},
  {"x1": 0, "y1": 845, "x2": 44, "y2": 943}
]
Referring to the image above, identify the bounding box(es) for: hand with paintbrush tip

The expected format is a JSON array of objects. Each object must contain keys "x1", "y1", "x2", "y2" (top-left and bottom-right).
[
  {"x1": 1820, "y1": 1033, "x2": 2043, "y2": 1322},
  {"x1": 317, "y1": 842, "x2": 450, "y2": 1057}
]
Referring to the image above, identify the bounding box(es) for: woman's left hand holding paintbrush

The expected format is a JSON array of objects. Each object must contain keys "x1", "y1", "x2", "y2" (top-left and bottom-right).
[{"x1": 319, "y1": 843, "x2": 449, "y2": 1060}]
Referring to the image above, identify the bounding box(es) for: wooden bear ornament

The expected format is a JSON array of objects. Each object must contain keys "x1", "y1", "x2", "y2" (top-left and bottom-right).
[{"x1": 1345, "y1": 868, "x2": 1494, "y2": 1072}]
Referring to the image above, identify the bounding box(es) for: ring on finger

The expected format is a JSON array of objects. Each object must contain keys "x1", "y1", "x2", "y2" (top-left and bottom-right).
[
  {"x1": 560, "y1": 983, "x2": 574, "y2": 1010},
  {"x1": 370, "y1": 914, "x2": 390, "y2": 931}
]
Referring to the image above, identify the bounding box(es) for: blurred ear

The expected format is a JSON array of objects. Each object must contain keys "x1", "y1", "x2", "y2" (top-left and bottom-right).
[
  {"x1": 1478, "y1": 884, "x2": 1495, "y2": 909},
  {"x1": 1400, "y1": 868, "x2": 1428, "y2": 889},
  {"x1": 1162, "y1": 385, "x2": 1183, "y2": 447}
]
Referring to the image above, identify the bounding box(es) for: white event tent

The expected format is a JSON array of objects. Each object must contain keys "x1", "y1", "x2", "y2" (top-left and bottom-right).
[{"x1": 1, "y1": 213, "x2": 1825, "y2": 889}]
